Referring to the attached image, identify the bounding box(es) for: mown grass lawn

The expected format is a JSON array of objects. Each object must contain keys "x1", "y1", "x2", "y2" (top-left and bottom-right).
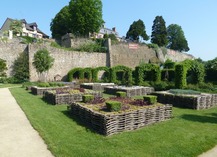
[
  {"x1": 10, "y1": 87, "x2": 217, "y2": 157},
  {"x1": 0, "y1": 83, "x2": 21, "y2": 88}
]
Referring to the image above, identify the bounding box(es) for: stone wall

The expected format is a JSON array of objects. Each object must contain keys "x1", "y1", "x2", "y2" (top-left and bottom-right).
[
  {"x1": 0, "y1": 38, "x2": 27, "y2": 76},
  {"x1": 28, "y1": 43, "x2": 108, "y2": 81},
  {"x1": 0, "y1": 38, "x2": 195, "y2": 82}
]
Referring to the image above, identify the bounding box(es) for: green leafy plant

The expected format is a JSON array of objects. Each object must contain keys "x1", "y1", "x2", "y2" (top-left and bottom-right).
[
  {"x1": 92, "y1": 66, "x2": 110, "y2": 82},
  {"x1": 82, "y1": 95, "x2": 94, "y2": 103},
  {"x1": 144, "y1": 95, "x2": 157, "y2": 104},
  {"x1": 33, "y1": 49, "x2": 54, "y2": 82},
  {"x1": 0, "y1": 58, "x2": 7, "y2": 77},
  {"x1": 106, "y1": 101, "x2": 122, "y2": 112},
  {"x1": 116, "y1": 91, "x2": 127, "y2": 98}
]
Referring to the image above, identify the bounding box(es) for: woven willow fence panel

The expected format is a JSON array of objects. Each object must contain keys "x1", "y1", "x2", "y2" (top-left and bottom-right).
[{"x1": 68, "y1": 103, "x2": 172, "y2": 136}]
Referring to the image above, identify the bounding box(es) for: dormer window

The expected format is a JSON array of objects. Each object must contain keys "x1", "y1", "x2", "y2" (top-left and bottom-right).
[{"x1": 33, "y1": 26, "x2": 36, "y2": 31}]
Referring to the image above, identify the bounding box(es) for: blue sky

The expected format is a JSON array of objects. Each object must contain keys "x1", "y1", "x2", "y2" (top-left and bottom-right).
[{"x1": 0, "y1": 0, "x2": 216, "y2": 61}]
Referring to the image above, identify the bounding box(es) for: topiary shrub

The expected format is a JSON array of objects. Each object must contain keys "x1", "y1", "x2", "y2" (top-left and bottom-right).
[
  {"x1": 38, "y1": 82, "x2": 50, "y2": 87},
  {"x1": 82, "y1": 95, "x2": 94, "y2": 103},
  {"x1": 67, "y1": 67, "x2": 83, "y2": 82},
  {"x1": 116, "y1": 91, "x2": 127, "y2": 98},
  {"x1": 163, "y1": 59, "x2": 175, "y2": 69},
  {"x1": 81, "y1": 67, "x2": 93, "y2": 82},
  {"x1": 110, "y1": 65, "x2": 133, "y2": 86},
  {"x1": 144, "y1": 95, "x2": 157, "y2": 104},
  {"x1": 92, "y1": 66, "x2": 110, "y2": 82},
  {"x1": 175, "y1": 64, "x2": 187, "y2": 89},
  {"x1": 135, "y1": 64, "x2": 161, "y2": 85},
  {"x1": 106, "y1": 101, "x2": 122, "y2": 112}
]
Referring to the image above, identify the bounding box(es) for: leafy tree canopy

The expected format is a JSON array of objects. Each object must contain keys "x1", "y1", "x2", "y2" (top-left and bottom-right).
[
  {"x1": 50, "y1": 6, "x2": 71, "y2": 39},
  {"x1": 205, "y1": 57, "x2": 217, "y2": 70},
  {"x1": 126, "y1": 19, "x2": 149, "y2": 42},
  {"x1": 167, "y1": 24, "x2": 189, "y2": 52},
  {"x1": 0, "y1": 58, "x2": 7, "y2": 77},
  {"x1": 151, "y1": 16, "x2": 168, "y2": 47},
  {"x1": 69, "y1": 0, "x2": 103, "y2": 37},
  {"x1": 10, "y1": 20, "x2": 22, "y2": 35},
  {"x1": 33, "y1": 49, "x2": 54, "y2": 74}
]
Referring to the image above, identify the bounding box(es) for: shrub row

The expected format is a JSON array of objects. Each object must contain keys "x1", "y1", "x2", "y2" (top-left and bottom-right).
[{"x1": 67, "y1": 60, "x2": 206, "y2": 88}]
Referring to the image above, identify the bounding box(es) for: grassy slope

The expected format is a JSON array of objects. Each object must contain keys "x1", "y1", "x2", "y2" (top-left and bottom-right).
[{"x1": 10, "y1": 87, "x2": 217, "y2": 157}]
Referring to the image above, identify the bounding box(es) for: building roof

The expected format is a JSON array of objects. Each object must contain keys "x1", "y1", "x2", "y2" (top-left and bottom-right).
[{"x1": 0, "y1": 17, "x2": 49, "y2": 38}]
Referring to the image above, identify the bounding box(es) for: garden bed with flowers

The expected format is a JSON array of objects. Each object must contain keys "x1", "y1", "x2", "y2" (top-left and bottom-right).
[
  {"x1": 68, "y1": 96, "x2": 172, "y2": 136},
  {"x1": 43, "y1": 88, "x2": 102, "y2": 105},
  {"x1": 152, "y1": 89, "x2": 217, "y2": 110}
]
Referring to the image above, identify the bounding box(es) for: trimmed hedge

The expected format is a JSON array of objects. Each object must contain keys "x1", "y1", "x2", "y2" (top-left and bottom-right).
[
  {"x1": 144, "y1": 95, "x2": 157, "y2": 104},
  {"x1": 68, "y1": 67, "x2": 83, "y2": 82},
  {"x1": 82, "y1": 67, "x2": 93, "y2": 81},
  {"x1": 106, "y1": 101, "x2": 122, "y2": 112},
  {"x1": 110, "y1": 65, "x2": 133, "y2": 86},
  {"x1": 161, "y1": 69, "x2": 175, "y2": 81},
  {"x1": 116, "y1": 91, "x2": 127, "y2": 98},
  {"x1": 175, "y1": 64, "x2": 187, "y2": 89},
  {"x1": 92, "y1": 66, "x2": 110, "y2": 82},
  {"x1": 82, "y1": 95, "x2": 94, "y2": 103},
  {"x1": 135, "y1": 64, "x2": 161, "y2": 85}
]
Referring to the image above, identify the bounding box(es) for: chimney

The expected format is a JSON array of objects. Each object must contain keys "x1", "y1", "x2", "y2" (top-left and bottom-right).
[{"x1": 112, "y1": 27, "x2": 116, "y2": 32}]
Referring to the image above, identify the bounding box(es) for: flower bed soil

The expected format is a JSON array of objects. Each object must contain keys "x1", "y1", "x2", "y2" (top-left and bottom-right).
[
  {"x1": 152, "y1": 91, "x2": 217, "y2": 110},
  {"x1": 68, "y1": 102, "x2": 172, "y2": 136},
  {"x1": 104, "y1": 86, "x2": 154, "y2": 97}
]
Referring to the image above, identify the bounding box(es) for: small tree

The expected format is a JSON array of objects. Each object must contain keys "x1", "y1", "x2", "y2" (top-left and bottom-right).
[
  {"x1": 0, "y1": 58, "x2": 7, "y2": 77},
  {"x1": 33, "y1": 49, "x2": 54, "y2": 82},
  {"x1": 13, "y1": 52, "x2": 29, "y2": 82},
  {"x1": 10, "y1": 20, "x2": 22, "y2": 36}
]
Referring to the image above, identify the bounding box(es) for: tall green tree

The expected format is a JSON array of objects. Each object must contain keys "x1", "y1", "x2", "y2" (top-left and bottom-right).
[
  {"x1": 151, "y1": 16, "x2": 167, "y2": 47},
  {"x1": 10, "y1": 20, "x2": 22, "y2": 35},
  {"x1": 50, "y1": 6, "x2": 71, "y2": 39},
  {"x1": 167, "y1": 24, "x2": 189, "y2": 52},
  {"x1": 126, "y1": 19, "x2": 149, "y2": 42},
  {"x1": 69, "y1": 0, "x2": 103, "y2": 37},
  {"x1": 13, "y1": 52, "x2": 29, "y2": 82},
  {"x1": 33, "y1": 49, "x2": 54, "y2": 82}
]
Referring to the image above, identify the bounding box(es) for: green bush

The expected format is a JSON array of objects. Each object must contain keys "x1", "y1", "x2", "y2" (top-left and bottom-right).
[
  {"x1": 38, "y1": 82, "x2": 50, "y2": 87},
  {"x1": 106, "y1": 101, "x2": 122, "y2": 112},
  {"x1": 175, "y1": 64, "x2": 187, "y2": 89},
  {"x1": 116, "y1": 91, "x2": 127, "y2": 98},
  {"x1": 144, "y1": 95, "x2": 157, "y2": 104},
  {"x1": 163, "y1": 59, "x2": 175, "y2": 69},
  {"x1": 81, "y1": 67, "x2": 93, "y2": 81},
  {"x1": 135, "y1": 64, "x2": 161, "y2": 85},
  {"x1": 150, "y1": 81, "x2": 174, "y2": 91},
  {"x1": 82, "y1": 95, "x2": 94, "y2": 103},
  {"x1": 0, "y1": 58, "x2": 7, "y2": 77}
]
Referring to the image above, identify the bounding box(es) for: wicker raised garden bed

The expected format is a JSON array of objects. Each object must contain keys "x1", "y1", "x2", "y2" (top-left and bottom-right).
[
  {"x1": 152, "y1": 90, "x2": 217, "y2": 110},
  {"x1": 43, "y1": 89, "x2": 102, "y2": 105},
  {"x1": 68, "y1": 100, "x2": 172, "y2": 136},
  {"x1": 80, "y1": 83, "x2": 115, "y2": 91},
  {"x1": 104, "y1": 86, "x2": 154, "y2": 97},
  {"x1": 31, "y1": 86, "x2": 70, "y2": 95}
]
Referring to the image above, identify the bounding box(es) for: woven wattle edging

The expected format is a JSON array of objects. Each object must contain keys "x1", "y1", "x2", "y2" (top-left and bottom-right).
[
  {"x1": 68, "y1": 103, "x2": 172, "y2": 136},
  {"x1": 104, "y1": 86, "x2": 154, "y2": 97},
  {"x1": 31, "y1": 86, "x2": 72, "y2": 95},
  {"x1": 43, "y1": 91, "x2": 102, "y2": 105},
  {"x1": 152, "y1": 92, "x2": 217, "y2": 110}
]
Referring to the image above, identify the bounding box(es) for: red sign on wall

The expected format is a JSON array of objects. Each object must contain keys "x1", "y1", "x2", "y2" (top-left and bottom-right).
[{"x1": 128, "y1": 43, "x2": 138, "y2": 49}]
